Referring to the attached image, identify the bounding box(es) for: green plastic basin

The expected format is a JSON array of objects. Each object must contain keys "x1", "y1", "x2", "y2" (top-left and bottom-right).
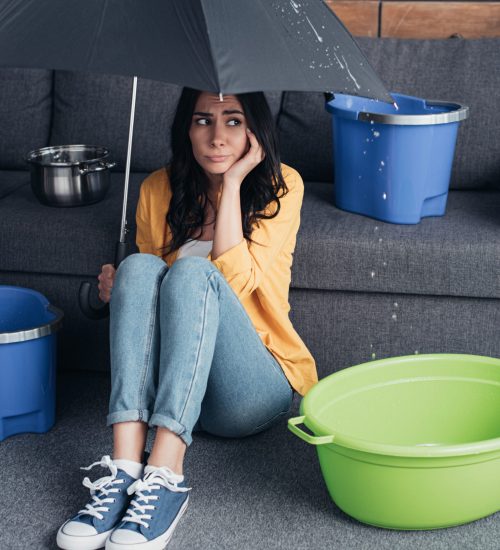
[{"x1": 288, "y1": 354, "x2": 500, "y2": 530}]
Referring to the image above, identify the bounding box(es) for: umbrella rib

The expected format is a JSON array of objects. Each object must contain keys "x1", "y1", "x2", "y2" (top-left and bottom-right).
[
  {"x1": 198, "y1": 0, "x2": 221, "y2": 93},
  {"x1": 85, "y1": 0, "x2": 110, "y2": 71},
  {"x1": 170, "y1": 0, "x2": 220, "y2": 93}
]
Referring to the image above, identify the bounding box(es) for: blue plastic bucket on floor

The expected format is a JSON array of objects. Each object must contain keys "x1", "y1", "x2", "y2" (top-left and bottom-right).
[
  {"x1": 0, "y1": 286, "x2": 64, "y2": 442},
  {"x1": 325, "y1": 92, "x2": 469, "y2": 224}
]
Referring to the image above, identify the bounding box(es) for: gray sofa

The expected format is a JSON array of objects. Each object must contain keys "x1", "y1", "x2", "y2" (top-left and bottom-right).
[
  {"x1": 1, "y1": 36, "x2": 498, "y2": 381},
  {"x1": 1, "y1": 36, "x2": 500, "y2": 550}
]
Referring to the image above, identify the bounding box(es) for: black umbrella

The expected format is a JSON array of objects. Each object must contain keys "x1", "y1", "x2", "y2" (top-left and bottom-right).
[
  {"x1": 0, "y1": 0, "x2": 394, "y2": 100},
  {"x1": 0, "y1": 0, "x2": 396, "y2": 319}
]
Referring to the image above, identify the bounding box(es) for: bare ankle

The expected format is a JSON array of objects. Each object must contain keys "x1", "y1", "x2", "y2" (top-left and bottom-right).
[
  {"x1": 112, "y1": 420, "x2": 148, "y2": 464},
  {"x1": 148, "y1": 427, "x2": 187, "y2": 475}
]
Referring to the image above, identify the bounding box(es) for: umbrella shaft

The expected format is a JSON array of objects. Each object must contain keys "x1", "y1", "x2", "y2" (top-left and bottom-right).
[{"x1": 120, "y1": 76, "x2": 138, "y2": 243}]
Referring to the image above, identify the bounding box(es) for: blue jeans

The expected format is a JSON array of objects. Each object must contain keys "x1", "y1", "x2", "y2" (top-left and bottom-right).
[{"x1": 106, "y1": 254, "x2": 294, "y2": 447}]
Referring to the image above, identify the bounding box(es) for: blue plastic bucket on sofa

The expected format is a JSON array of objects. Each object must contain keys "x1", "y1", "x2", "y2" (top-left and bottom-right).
[
  {"x1": 325, "y1": 92, "x2": 469, "y2": 224},
  {"x1": 0, "y1": 286, "x2": 64, "y2": 442}
]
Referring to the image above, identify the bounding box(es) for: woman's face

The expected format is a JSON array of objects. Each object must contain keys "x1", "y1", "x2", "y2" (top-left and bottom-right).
[{"x1": 189, "y1": 91, "x2": 250, "y2": 180}]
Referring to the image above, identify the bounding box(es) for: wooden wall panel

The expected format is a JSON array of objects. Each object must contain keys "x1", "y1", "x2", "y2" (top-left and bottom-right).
[
  {"x1": 381, "y1": 2, "x2": 500, "y2": 38},
  {"x1": 325, "y1": 1, "x2": 380, "y2": 37}
]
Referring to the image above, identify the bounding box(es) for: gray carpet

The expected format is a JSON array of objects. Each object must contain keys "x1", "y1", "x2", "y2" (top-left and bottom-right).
[{"x1": 1, "y1": 369, "x2": 499, "y2": 550}]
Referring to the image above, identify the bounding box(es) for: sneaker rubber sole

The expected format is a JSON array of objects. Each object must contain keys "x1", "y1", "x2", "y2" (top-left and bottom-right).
[
  {"x1": 105, "y1": 495, "x2": 189, "y2": 550},
  {"x1": 56, "y1": 519, "x2": 115, "y2": 550}
]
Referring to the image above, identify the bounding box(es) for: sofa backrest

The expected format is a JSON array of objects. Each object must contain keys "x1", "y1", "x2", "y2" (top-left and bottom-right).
[
  {"x1": 0, "y1": 68, "x2": 53, "y2": 170},
  {"x1": 278, "y1": 37, "x2": 500, "y2": 190}
]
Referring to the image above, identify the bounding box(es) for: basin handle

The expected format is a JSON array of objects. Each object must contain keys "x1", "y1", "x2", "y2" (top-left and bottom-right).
[{"x1": 288, "y1": 416, "x2": 335, "y2": 446}]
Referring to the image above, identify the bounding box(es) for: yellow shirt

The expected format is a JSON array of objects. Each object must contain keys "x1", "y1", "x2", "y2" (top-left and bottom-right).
[{"x1": 135, "y1": 163, "x2": 318, "y2": 397}]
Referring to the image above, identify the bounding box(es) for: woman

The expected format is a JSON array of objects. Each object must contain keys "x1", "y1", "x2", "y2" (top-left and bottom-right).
[{"x1": 57, "y1": 88, "x2": 317, "y2": 550}]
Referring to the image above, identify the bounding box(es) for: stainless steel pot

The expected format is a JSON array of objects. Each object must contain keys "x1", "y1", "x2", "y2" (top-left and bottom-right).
[{"x1": 26, "y1": 145, "x2": 116, "y2": 207}]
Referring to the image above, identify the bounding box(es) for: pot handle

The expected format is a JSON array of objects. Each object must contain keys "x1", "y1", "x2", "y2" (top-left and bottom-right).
[
  {"x1": 288, "y1": 416, "x2": 335, "y2": 446},
  {"x1": 78, "y1": 161, "x2": 116, "y2": 175}
]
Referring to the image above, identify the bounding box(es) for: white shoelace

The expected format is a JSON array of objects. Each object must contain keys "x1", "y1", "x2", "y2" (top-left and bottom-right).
[
  {"x1": 122, "y1": 467, "x2": 191, "y2": 529},
  {"x1": 77, "y1": 455, "x2": 125, "y2": 520}
]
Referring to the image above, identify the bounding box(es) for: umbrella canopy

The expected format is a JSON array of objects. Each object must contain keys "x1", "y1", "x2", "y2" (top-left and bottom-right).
[
  {"x1": 0, "y1": 0, "x2": 394, "y2": 104},
  {"x1": 0, "y1": 0, "x2": 396, "y2": 319}
]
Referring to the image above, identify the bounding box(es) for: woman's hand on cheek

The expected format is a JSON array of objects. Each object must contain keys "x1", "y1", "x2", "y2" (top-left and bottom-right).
[{"x1": 223, "y1": 128, "x2": 265, "y2": 187}]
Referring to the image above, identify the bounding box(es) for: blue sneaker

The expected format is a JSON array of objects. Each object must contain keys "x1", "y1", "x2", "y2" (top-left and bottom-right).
[
  {"x1": 105, "y1": 465, "x2": 191, "y2": 550},
  {"x1": 56, "y1": 452, "x2": 150, "y2": 550}
]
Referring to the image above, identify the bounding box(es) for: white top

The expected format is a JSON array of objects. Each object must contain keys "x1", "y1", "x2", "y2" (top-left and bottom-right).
[{"x1": 177, "y1": 239, "x2": 213, "y2": 259}]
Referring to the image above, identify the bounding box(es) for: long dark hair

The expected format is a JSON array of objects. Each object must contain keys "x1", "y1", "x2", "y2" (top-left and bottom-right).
[{"x1": 157, "y1": 87, "x2": 289, "y2": 257}]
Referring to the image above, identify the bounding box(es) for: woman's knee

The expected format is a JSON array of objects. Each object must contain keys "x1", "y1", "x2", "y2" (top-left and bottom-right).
[
  {"x1": 161, "y1": 256, "x2": 219, "y2": 291},
  {"x1": 170, "y1": 256, "x2": 216, "y2": 274},
  {"x1": 118, "y1": 252, "x2": 165, "y2": 272},
  {"x1": 114, "y1": 253, "x2": 167, "y2": 291}
]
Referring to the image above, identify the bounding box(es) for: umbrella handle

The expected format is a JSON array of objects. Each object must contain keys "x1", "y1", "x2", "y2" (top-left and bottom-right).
[{"x1": 78, "y1": 241, "x2": 129, "y2": 320}]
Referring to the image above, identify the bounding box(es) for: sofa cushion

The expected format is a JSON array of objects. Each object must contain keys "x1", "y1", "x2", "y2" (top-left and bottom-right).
[
  {"x1": 278, "y1": 37, "x2": 500, "y2": 191},
  {"x1": 0, "y1": 170, "x2": 146, "y2": 277},
  {"x1": 1, "y1": 170, "x2": 498, "y2": 300},
  {"x1": 0, "y1": 68, "x2": 53, "y2": 170},
  {"x1": 0, "y1": 170, "x2": 32, "y2": 200},
  {"x1": 50, "y1": 70, "x2": 283, "y2": 174},
  {"x1": 291, "y1": 182, "x2": 500, "y2": 299}
]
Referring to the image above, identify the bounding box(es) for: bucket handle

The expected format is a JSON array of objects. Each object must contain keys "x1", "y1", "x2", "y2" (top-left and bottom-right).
[{"x1": 288, "y1": 416, "x2": 335, "y2": 446}]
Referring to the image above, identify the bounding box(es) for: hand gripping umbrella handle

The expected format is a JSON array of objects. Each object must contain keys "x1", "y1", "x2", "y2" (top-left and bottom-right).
[{"x1": 78, "y1": 241, "x2": 129, "y2": 320}]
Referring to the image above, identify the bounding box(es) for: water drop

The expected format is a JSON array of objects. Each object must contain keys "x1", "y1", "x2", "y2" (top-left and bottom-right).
[
  {"x1": 370, "y1": 271, "x2": 376, "y2": 278},
  {"x1": 371, "y1": 353, "x2": 376, "y2": 360},
  {"x1": 374, "y1": 226, "x2": 379, "y2": 231},
  {"x1": 373, "y1": 131, "x2": 380, "y2": 137},
  {"x1": 383, "y1": 261, "x2": 387, "y2": 267},
  {"x1": 382, "y1": 193, "x2": 387, "y2": 200},
  {"x1": 394, "y1": 302, "x2": 398, "y2": 308},
  {"x1": 363, "y1": 150, "x2": 366, "y2": 154},
  {"x1": 366, "y1": 138, "x2": 370, "y2": 142},
  {"x1": 392, "y1": 313, "x2": 397, "y2": 320},
  {"x1": 415, "y1": 350, "x2": 420, "y2": 355},
  {"x1": 370, "y1": 120, "x2": 374, "y2": 125},
  {"x1": 380, "y1": 160, "x2": 385, "y2": 166},
  {"x1": 378, "y1": 237, "x2": 383, "y2": 243}
]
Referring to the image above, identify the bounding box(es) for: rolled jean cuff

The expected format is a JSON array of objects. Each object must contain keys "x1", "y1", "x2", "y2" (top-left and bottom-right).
[
  {"x1": 106, "y1": 409, "x2": 152, "y2": 427},
  {"x1": 149, "y1": 413, "x2": 193, "y2": 447}
]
